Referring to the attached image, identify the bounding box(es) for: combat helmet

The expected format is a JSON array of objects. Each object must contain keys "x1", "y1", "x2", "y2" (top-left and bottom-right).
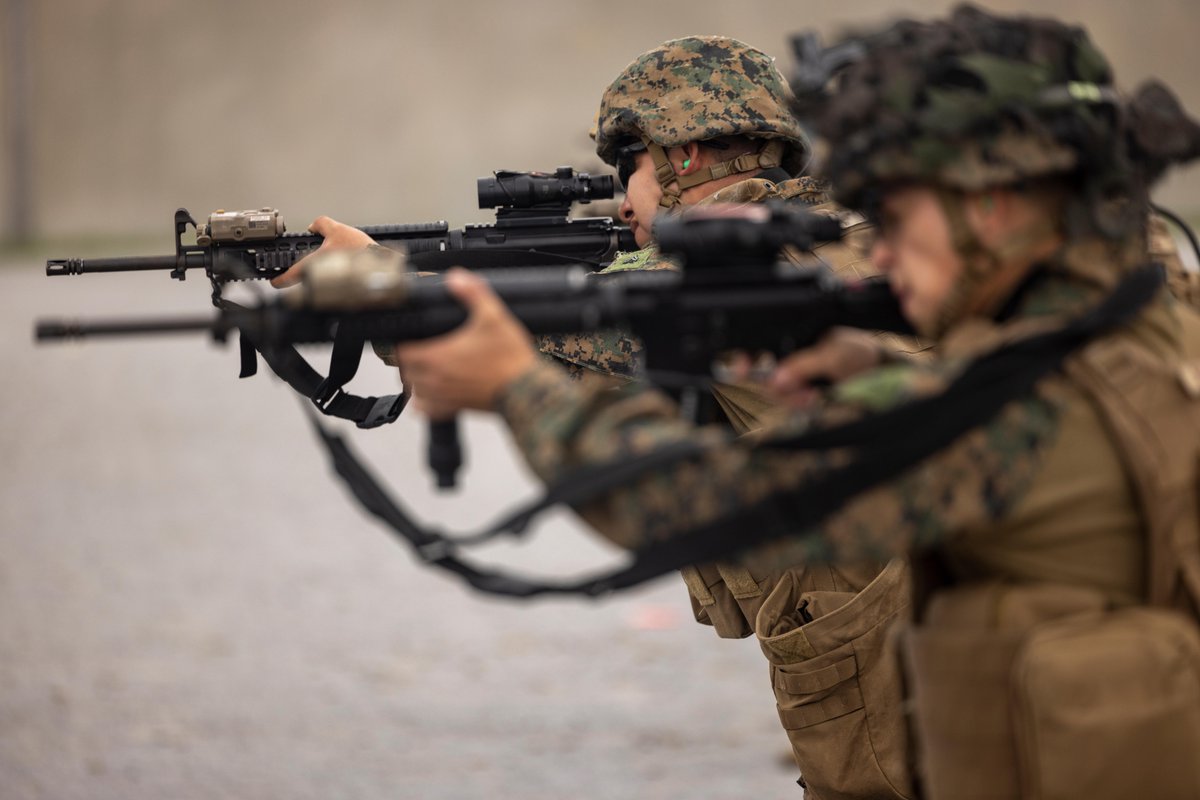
[
  {"x1": 791, "y1": 4, "x2": 1200, "y2": 238},
  {"x1": 594, "y1": 36, "x2": 811, "y2": 209}
]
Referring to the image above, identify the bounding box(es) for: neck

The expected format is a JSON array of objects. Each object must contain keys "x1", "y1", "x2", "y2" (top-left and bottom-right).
[{"x1": 964, "y1": 224, "x2": 1065, "y2": 320}]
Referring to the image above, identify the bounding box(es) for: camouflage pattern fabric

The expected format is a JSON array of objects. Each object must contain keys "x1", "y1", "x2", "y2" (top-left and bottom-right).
[
  {"x1": 805, "y1": 6, "x2": 1115, "y2": 210},
  {"x1": 499, "y1": 231, "x2": 1190, "y2": 614},
  {"x1": 593, "y1": 36, "x2": 810, "y2": 176},
  {"x1": 499, "y1": 215, "x2": 1200, "y2": 615},
  {"x1": 534, "y1": 175, "x2": 876, "y2": 383},
  {"x1": 535, "y1": 329, "x2": 643, "y2": 381},
  {"x1": 499, "y1": 304, "x2": 1063, "y2": 565},
  {"x1": 494, "y1": 244, "x2": 1164, "y2": 569},
  {"x1": 804, "y1": 5, "x2": 1200, "y2": 222}
]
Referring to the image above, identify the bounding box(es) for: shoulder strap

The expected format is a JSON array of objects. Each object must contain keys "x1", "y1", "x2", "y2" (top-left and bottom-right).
[{"x1": 1066, "y1": 304, "x2": 1200, "y2": 616}]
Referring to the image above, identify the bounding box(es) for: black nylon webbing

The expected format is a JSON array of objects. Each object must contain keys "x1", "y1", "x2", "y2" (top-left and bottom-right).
[
  {"x1": 224, "y1": 299, "x2": 408, "y2": 429},
  {"x1": 206, "y1": 257, "x2": 407, "y2": 429},
  {"x1": 309, "y1": 265, "x2": 1164, "y2": 598}
]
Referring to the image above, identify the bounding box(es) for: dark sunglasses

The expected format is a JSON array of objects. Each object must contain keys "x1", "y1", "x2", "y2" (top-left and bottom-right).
[{"x1": 615, "y1": 140, "x2": 648, "y2": 191}]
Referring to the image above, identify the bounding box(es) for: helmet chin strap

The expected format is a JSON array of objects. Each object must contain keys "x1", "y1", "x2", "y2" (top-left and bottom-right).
[{"x1": 642, "y1": 136, "x2": 786, "y2": 209}]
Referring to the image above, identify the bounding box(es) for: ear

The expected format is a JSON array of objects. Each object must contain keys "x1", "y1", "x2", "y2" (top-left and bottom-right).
[{"x1": 673, "y1": 142, "x2": 704, "y2": 175}]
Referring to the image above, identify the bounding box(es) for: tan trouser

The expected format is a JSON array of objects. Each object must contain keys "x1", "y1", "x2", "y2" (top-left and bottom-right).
[{"x1": 755, "y1": 560, "x2": 915, "y2": 800}]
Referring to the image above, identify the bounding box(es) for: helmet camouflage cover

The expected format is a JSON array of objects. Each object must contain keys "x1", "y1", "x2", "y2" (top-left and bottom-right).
[
  {"x1": 594, "y1": 36, "x2": 811, "y2": 176},
  {"x1": 800, "y1": 4, "x2": 1200, "y2": 215}
]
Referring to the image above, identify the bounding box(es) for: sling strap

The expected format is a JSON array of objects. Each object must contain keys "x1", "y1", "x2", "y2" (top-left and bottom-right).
[
  {"x1": 226, "y1": 298, "x2": 407, "y2": 429},
  {"x1": 306, "y1": 265, "x2": 1165, "y2": 598}
]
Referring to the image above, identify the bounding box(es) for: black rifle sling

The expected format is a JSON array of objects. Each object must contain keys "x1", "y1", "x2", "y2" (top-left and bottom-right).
[
  {"x1": 224, "y1": 298, "x2": 408, "y2": 429},
  {"x1": 308, "y1": 265, "x2": 1163, "y2": 598}
]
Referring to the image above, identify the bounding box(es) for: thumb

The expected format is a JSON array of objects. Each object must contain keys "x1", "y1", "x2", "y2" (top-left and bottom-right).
[
  {"x1": 307, "y1": 215, "x2": 335, "y2": 235},
  {"x1": 444, "y1": 267, "x2": 503, "y2": 316}
]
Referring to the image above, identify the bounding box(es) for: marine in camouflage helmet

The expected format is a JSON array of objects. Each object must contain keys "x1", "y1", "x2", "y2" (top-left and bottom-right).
[
  {"x1": 594, "y1": 36, "x2": 811, "y2": 208},
  {"x1": 537, "y1": 36, "x2": 843, "y2": 384},
  {"x1": 789, "y1": 4, "x2": 1200, "y2": 335}
]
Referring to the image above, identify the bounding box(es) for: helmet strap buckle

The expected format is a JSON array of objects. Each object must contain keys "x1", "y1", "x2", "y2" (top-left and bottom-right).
[
  {"x1": 644, "y1": 137, "x2": 788, "y2": 209},
  {"x1": 642, "y1": 137, "x2": 686, "y2": 208}
]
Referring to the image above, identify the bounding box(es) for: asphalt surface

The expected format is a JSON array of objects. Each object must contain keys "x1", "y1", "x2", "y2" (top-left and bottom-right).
[{"x1": 0, "y1": 256, "x2": 802, "y2": 800}]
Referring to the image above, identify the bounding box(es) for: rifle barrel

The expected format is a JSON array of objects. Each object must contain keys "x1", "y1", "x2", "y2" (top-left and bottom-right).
[
  {"x1": 35, "y1": 315, "x2": 219, "y2": 341},
  {"x1": 46, "y1": 255, "x2": 179, "y2": 276}
]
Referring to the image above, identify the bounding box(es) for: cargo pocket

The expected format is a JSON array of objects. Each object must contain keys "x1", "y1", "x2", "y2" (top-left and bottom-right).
[
  {"x1": 774, "y1": 647, "x2": 864, "y2": 729},
  {"x1": 757, "y1": 562, "x2": 913, "y2": 800},
  {"x1": 1011, "y1": 607, "x2": 1200, "y2": 800}
]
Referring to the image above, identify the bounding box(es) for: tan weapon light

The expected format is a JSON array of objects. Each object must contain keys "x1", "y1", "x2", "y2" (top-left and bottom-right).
[{"x1": 196, "y1": 208, "x2": 286, "y2": 245}]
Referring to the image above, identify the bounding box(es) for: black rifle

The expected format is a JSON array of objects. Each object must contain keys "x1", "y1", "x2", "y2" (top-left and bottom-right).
[
  {"x1": 37, "y1": 204, "x2": 913, "y2": 486},
  {"x1": 39, "y1": 205, "x2": 906, "y2": 355},
  {"x1": 45, "y1": 166, "x2": 634, "y2": 285},
  {"x1": 42, "y1": 167, "x2": 635, "y2": 430}
]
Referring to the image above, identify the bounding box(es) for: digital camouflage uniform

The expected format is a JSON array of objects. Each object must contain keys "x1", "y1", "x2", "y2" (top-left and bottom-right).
[
  {"x1": 500, "y1": 10, "x2": 1200, "y2": 800},
  {"x1": 533, "y1": 36, "x2": 913, "y2": 799},
  {"x1": 536, "y1": 174, "x2": 878, "y2": 398}
]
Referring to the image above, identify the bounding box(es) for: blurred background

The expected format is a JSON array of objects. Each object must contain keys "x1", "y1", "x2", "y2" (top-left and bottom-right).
[
  {"x1": 3, "y1": 0, "x2": 1198, "y2": 241},
  {"x1": 2, "y1": 2, "x2": 1198, "y2": 799}
]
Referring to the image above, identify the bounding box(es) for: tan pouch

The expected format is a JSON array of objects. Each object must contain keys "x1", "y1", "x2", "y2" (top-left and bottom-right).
[
  {"x1": 679, "y1": 562, "x2": 768, "y2": 639},
  {"x1": 1012, "y1": 607, "x2": 1200, "y2": 800},
  {"x1": 907, "y1": 583, "x2": 1200, "y2": 800},
  {"x1": 905, "y1": 582, "x2": 1106, "y2": 800},
  {"x1": 757, "y1": 560, "x2": 913, "y2": 800},
  {"x1": 906, "y1": 621, "x2": 1027, "y2": 799}
]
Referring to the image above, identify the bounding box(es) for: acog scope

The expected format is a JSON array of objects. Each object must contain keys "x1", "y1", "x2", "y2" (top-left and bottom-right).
[{"x1": 477, "y1": 167, "x2": 615, "y2": 210}]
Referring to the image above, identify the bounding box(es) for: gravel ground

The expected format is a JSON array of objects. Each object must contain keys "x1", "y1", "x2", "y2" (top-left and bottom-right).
[{"x1": 1, "y1": 256, "x2": 804, "y2": 800}]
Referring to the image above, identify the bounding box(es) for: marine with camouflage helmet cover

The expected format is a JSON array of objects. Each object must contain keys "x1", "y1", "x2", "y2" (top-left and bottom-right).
[
  {"x1": 794, "y1": 8, "x2": 1200, "y2": 797},
  {"x1": 537, "y1": 36, "x2": 917, "y2": 798},
  {"x1": 541, "y1": 35, "x2": 824, "y2": 383},
  {"x1": 539, "y1": 35, "x2": 891, "y2": 384},
  {"x1": 801, "y1": 3, "x2": 1200, "y2": 337},
  {"x1": 395, "y1": 6, "x2": 1200, "y2": 798}
]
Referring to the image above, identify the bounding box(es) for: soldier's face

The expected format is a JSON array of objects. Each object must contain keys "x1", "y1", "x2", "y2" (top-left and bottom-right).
[
  {"x1": 618, "y1": 150, "x2": 662, "y2": 247},
  {"x1": 870, "y1": 186, "x2": 964, "y2": 334}
]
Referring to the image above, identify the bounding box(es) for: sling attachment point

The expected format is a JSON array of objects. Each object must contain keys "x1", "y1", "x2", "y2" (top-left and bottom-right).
[{"x1": 361, "y1": 393, "x2": 409, "y2": 429}]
